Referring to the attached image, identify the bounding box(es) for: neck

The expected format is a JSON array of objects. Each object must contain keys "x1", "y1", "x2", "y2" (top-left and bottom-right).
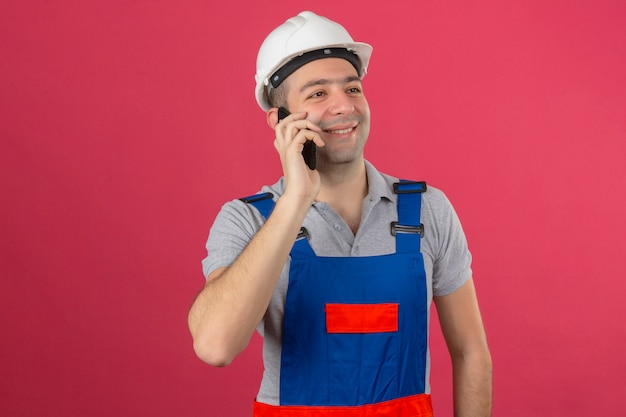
[
  {"x1": 318, "y1": 160, "x2": 367, "y2": 198},
  {"x1": 316, "y1": 161, "x2": 368, "y2": 234}
]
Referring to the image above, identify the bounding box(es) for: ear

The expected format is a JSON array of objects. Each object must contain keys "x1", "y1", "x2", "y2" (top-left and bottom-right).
[{"x1": 267, "y1": 108, "x2": 279, "y2": 129}]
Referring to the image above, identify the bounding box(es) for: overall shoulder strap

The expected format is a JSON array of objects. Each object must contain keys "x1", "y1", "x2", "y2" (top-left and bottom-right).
[
  {"x1": 392, "y1": 180, "x2": 427, "y2": 253},
  {"x1": 239, "y1": 192, "x2": 275, "y2": 218},
  {"x1": 239, "y1": 192, "x2": 315, "y2": 258}
]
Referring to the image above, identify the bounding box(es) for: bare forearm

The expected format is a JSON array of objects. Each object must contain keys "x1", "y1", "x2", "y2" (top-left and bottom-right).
[
  {"x1": 452, "y1": 349, "x2": 493, "y2": 417},
  {"x1": 188, "y1": 194, "x2": 311, "y2": 366},
  {"x1": 434, "y1": 279, "x2": 492, "y2": 417}
]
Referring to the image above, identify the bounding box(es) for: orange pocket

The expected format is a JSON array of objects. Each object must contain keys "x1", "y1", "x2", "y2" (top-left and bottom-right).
[{"x1": 325, "y1": 303, "x2": 398, "y2": 334}]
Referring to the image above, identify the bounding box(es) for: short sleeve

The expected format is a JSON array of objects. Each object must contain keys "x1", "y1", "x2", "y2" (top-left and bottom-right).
[
  {"x1": 201, "y1": 199, "x2": 267, "y2": 279},
  {"x1": 424, "y1": 189, "x2": 473, "y2": 297}
]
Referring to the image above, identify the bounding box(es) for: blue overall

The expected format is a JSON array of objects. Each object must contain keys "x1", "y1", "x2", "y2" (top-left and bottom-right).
[{"x1": 245, "y1": 181, "x2": 431, "y2": 416}]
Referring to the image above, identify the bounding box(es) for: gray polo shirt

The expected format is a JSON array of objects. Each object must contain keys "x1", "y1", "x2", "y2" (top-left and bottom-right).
[{"x1": 202, "y1": 160, "x2": 472, "y2": 404}]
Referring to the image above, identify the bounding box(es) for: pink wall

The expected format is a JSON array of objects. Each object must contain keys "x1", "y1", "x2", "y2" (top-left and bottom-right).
[{"x1": 2, "y1": 1, "x2": 625, "y2": 415}]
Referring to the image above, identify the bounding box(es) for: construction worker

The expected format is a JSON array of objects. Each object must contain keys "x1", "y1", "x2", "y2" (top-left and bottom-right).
[{"x1": 189, "y1": 11, "x2": 492, "y2": 417}]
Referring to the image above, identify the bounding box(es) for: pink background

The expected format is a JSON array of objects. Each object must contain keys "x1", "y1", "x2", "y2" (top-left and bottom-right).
[{"x1": 2, "y1": 1, "x2": 625, "y2": 415}]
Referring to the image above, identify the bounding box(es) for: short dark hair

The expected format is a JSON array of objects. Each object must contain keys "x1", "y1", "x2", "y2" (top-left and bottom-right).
[{"x1": 267, "y1": 81, "x2": 288, "y2": 109}]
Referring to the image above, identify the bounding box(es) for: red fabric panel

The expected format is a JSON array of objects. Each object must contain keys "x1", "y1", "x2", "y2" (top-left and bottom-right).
[
  {"x1": 325, "y1": 303, "x2": 399, "y2": 334},
  {"x1": 253, "y1": 394, "x2": 432, "y2": 417}
]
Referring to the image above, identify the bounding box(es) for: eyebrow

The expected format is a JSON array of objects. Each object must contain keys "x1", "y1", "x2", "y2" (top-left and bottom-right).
[{"x1": 299, "y1": 75, "x2": 362, "y2": 93}]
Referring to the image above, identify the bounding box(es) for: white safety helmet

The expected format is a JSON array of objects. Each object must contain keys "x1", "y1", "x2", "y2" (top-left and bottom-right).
[{"x1": 254, "y1": 11, "x2": 373, "y2": 111}]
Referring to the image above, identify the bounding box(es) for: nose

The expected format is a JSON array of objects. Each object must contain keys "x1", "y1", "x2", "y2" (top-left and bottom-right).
[{"x1": 328, "y1": 90, "x2": 355, "y2": 115}]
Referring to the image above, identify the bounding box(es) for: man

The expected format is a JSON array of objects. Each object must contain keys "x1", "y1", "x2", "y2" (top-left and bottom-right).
[{"x1": 188, "y1": 11, "x2": 492, "y2": 417}]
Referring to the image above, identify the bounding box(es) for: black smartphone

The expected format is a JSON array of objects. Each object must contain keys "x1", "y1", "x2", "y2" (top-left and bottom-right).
[{"x1": 278, "y1": 107, "x2": 316, "y2": 170}]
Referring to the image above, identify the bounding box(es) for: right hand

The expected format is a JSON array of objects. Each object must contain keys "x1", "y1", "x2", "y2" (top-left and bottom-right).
[{"x1": 274, "y1": 111, "x2": 325, "y2": 204}]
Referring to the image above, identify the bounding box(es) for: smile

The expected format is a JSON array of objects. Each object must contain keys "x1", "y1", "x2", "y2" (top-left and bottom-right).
[{"x1": 325, "y1": 126, "x2": 355, "y2": 135}]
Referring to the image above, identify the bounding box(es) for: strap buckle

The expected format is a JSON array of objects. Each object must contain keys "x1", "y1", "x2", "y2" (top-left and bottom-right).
[
  {"x1": 393, "y1": 181, "x2": 427, "y2": 194},
  {"x1": 390, "y1": 221, "x2": 424, "y2": 237},
  {"x1": 296, "y1": 227, "x2": 309, "y2": 241},
  {"x1": 239, "y1": 192, "x2": 274, "y2": 204}
]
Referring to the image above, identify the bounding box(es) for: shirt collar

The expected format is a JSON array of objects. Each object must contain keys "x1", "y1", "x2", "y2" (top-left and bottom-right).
[{"x1": 364, "y1": 160, "x2": 396, "y2": 203}]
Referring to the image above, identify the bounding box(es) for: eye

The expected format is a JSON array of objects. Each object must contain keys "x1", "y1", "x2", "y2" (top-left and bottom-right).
[
  {"x1": 347, "y1": 86, "x2": 362, "y2": 94},
  {"x1": 309, "y1": 91, "x2": 326, "y2": 99}
]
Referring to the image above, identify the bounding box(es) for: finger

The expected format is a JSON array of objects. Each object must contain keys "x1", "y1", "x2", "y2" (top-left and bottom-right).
[
  {"x1": 277, "y1": 112, "x2": 321, "y2": 133},
  {"x1": 276, "y1": 111, "x2": 306, "y2": 127},
  {"x1": 275, "y1": 113, "x2": 304, "y2": 145},
  {"x1": 286, "y1": 118, "x2": 321, "y2": 132},
  {"x1": 292, "y1": 129, "x2": 322, "y2": 150},
  {"x1": 283, "y1": 122, "x2": 321, "y2": 147}
]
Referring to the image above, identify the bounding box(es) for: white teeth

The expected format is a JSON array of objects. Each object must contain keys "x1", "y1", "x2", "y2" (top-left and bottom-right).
[{"x1": 328, "y1": 127, "x2": 354, "y2": 134}]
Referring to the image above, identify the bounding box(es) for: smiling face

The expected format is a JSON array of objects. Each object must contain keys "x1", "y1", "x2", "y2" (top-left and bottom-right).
[{"x1": 283, "y1": 58, "x2": 371, "y2": 169}]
